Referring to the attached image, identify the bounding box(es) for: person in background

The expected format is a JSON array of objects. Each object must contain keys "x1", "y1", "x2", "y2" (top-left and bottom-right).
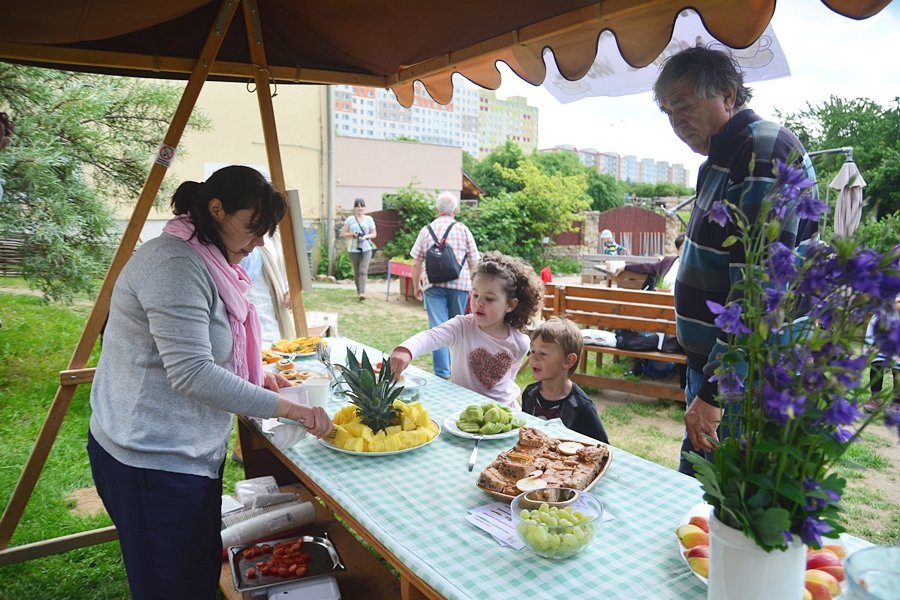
[
  {"x1": 340, "y1": 198, "x2": 377, "y2": 301},
  {"x1": 390, "y1": 252, "x2": 543, "y2": 407},
  {"x1": 409, "y1": 192, "x2": 480, "y2": 379},
  {"x1": 618, "y1": 233, "x2": 685, "y2": 291},
  {"x1": 240, "y1": 234, "x2": 294, "y2": 346},
  {"x1": 522, "y1": 317, "x2": 609, "y2": 443},
  {"x1": 600, "y1": 229, "x2": 625, "y2": 255},
  {"x1": 653, "y1": 46, "x2": 817, "y2": 476},
  {"x1": 87, "y1": 165, "x2": 332, "y2": 600},
  {"x1": 864, "y1": 295, "x2": 900, "y2": 413}
]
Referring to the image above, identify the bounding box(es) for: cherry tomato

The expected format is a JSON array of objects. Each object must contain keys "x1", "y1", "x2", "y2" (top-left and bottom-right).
[{"x1": 246, "y1": 567, "x2": 257, "y2": 579}]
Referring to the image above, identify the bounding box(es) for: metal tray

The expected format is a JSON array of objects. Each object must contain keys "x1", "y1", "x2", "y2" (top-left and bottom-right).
[{"x1": 228, "y1": 532, "x2": 346, "y2": 593}]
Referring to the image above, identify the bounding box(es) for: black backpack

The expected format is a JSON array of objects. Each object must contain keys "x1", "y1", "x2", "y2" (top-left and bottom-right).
[{"x1": 424, "y1": 222, "x2": 466, "y2": 284}]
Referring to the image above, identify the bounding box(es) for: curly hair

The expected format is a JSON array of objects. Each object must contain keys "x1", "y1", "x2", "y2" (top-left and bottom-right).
[{"x1": 473, "y1": 251, "x2": 544, "y2": 332}]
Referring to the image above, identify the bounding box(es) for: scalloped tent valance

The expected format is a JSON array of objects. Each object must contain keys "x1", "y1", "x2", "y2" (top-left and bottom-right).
[{"x1": 0, "y1": 0, "x2": 891, "y2": 107}]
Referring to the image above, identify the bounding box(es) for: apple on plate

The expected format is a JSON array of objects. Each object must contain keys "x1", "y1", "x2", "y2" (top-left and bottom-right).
[
  {"x1": 688, "y1": 515, "x2": 710, "y2": 533},
  {"x1": 683, "y1": 545, "x2": 709, "y2": 559},
  {"x1": 805, "y1": 569, "x2": 841, "y2": 600},
  {"x1": 807, "y1": 549, "x2": 842, "y2": 571},
  {"x1": 687, "y1": 556, "x2": 709, "y2": 578},
  {"x1": 675, "y1": 523, "x2": 703, "y2": 541}
]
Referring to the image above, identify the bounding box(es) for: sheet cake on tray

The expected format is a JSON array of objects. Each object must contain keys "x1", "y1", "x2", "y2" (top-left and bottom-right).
[{"x1": 476, "y1": 427, "x2": 613, "y2": 502}]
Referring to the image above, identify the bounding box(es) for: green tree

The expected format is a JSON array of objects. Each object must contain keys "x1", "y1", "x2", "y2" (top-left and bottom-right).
[
  {"x1": 0, "y1": 65, "x2": 208, "y2": 302},
  {"x1": 586, "y1": 171, "x2": 622, "y2": 212},
  {"x1": 380, "y1": 182, "x2": 437, "y2": 259},
  {"x1": 469, "y1": 140, "x2": 525, "y2": 197},
  {"x1": 777, "y1": 96, "x2": 900, "y2": 217},
  {"x1": 461, "y1": 151, "x2": 478, "y2": 175},
  {"x1": 465, "y1": 162, "x2": 590, "y2": 264},
  {"x1": 530, "y1": 149, "x2": 586, "y2": 177}
]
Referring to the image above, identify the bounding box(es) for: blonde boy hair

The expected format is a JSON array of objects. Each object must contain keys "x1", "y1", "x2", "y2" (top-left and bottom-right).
[{"x1": 530, "y1": 317, "x2": 583, "y2": 377}]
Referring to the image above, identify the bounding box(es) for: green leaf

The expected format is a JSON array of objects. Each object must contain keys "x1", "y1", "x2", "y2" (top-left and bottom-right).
[
  {"x1": 751, "y1": 507, "x2": 791, "y2": 549},
  {"x1": 722, "y1": 235, "x2": 739, "y2": 247}
]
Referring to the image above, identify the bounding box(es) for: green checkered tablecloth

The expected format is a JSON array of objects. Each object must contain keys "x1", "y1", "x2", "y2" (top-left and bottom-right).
[{"x1": 269, "y1": 338, "x2": 869, "y2": 599}]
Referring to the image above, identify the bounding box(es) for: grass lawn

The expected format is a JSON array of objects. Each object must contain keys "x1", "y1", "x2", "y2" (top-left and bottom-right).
[{"x1": 1, "y1": 279, "x2": 898, "y2": 598}]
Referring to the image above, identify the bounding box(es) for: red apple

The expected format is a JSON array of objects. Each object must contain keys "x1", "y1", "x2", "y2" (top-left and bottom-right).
[
  {"x1": 822, "y1": 543, "x2": 847, "y2": 560},
  {"x1": 802, "y1": 588, "x2": 813, "y2": 600},
  {"x1": 807, "y1": 550, "x2": 842, "y2": 571},
  {"x1": 689, "y1": 515, "x2": 710, "y2": 533},
  {"x1": 806, "y1": 569, "x2": 841, "y2": 596},
  {"x1": 804, "y1": 580, "x2": 832, "y2": 600},
  {"x1": 817, "y1": 566, "x2": 845, "y2": 582},
  {"x1": 685, "y1": 545, "x2": 710, "y2": 559},
  {"x1": 681, "y1": 531, "x2": 710, "y2": 549},
  {"x1": 687, "y1": 556, "x2": 709, "y2": 578}
]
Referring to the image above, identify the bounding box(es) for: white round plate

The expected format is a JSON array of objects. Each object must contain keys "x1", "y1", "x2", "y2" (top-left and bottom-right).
[
  {"x1": 442, "y1": 411, "x2": 526, "y2": 440},
  {"x1": 677, "y1": 502, "x2": 712, "y2": 585},
  {"x1": 270, "y1": 349, "x2": 317, "y2": 359},
  {"x1": 316, "y1": 418, "x2": 441, "y2": 456}
]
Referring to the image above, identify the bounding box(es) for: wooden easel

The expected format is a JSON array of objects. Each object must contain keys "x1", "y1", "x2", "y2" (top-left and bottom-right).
[{"x1": 0, "y1": 0, "x2": 310, "y2": 565}]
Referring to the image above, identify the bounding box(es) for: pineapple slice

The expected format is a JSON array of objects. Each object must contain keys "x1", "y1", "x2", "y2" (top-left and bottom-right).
[
  {"x1": 343, "y1": 422, "x2": 365, "y2": 437},
  {"x1": 359, "y1": 425, "x2": 374, "y2": 442},
  {"x1": 385, "y1": 425, "x2": 402, "y2": 437},
  {"x1": 401, "y1": 415, "x2": 417, "y2": 431},
  {"x1": 344, "y1": 437, "x2": 365, "y2": 453},
  {"x1": 332, "y1": 425, "x2": 352, "y2": 449},
  {"x1": 333, "y1": 405, "x2": 357, "y2": 426},
  {"x1": 384, "y1": 433, "x2": 404, "y2": 452}
]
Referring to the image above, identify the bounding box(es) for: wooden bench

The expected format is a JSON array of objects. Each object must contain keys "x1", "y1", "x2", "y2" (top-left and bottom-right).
[{"x1": 543, "y1": 283, "x2": 686, "y2": 401}]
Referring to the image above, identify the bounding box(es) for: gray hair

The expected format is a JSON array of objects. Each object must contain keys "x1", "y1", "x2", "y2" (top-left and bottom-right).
[
  {"x1": 436, "y1": 191, "x2": 458, "y2": 215},
  {"x1": 653, "y1": 46, "x2": 752, "y2": 110}
]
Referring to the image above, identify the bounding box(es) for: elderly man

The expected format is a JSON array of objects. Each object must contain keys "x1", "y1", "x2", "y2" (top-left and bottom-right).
[
  {"x1": 653, "y1": 47, "x2": 817, "y2": 476},
  {"x1": 410, "y1": 192, "x2": 480, "y2": 379}
]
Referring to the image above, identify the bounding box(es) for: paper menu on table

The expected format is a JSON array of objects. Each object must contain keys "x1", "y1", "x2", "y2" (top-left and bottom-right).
[{"x1": 467, "y1": 502, "x2": 525, "y2": 550}]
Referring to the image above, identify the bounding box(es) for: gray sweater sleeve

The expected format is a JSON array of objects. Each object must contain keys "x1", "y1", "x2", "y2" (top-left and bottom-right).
[{"x1": 137, "y1": 253, "x2": 279, "y2": 417}]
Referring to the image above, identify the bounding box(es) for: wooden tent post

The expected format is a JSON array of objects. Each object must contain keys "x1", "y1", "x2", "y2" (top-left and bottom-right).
[
  {"x1": 242, "y1": 0, "x2": 309, "y2": 337},
  {"x1": 0, "y1": 0, "x2": 241, "y2": 561}
]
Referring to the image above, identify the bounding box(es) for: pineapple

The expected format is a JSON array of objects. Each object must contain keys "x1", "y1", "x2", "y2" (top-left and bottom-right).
[
  {"x1": 338, "y1": 347, "x2": 406, "y2": 434},
  {"x1": 328, "y1": 347, "x2": 439, "y2": 452}
]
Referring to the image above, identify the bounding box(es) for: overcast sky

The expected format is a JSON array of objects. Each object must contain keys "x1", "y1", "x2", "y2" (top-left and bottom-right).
[{"x1": 484, "y1": 0, "x2": 899, "y2": 178}]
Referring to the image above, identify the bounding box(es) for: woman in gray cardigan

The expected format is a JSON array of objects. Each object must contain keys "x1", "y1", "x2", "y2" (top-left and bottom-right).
[{"x1": 87, "y1": 165, "x2": 332, "y2": 600}]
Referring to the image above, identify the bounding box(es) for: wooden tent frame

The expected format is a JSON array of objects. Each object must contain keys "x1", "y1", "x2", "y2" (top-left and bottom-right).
[{"x1": 0, "y1": 0, "x2": 313, "y2": 565}]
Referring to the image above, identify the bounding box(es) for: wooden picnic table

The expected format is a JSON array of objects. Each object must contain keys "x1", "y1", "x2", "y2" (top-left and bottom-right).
[{"x1": 230, "y1": 337, "x2": 871, "y2": 600}]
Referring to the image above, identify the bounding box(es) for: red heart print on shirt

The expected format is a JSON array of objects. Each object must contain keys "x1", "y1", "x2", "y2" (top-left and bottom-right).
[{"x1": 468, "y1": 348, "x2": 513, "y2": 389}]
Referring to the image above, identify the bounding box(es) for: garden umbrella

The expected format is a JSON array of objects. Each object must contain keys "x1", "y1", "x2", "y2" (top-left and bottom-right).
[{"x1": 829, "y1": 160, "x2": 866, "y2": 238}]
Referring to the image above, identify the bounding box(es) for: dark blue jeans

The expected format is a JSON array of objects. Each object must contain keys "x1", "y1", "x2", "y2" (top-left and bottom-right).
[{"x1": 88, "y1": 430, "x2": 224, "y2": 600}]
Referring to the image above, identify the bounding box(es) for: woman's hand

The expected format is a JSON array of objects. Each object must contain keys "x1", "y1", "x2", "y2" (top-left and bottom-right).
[
  {"x1": 388, "y1": 347, "x2": 412, "y2": 380},
  {"x1": 263, "y1": 370, "x2": 291, "y2": 391},
  {"x1": 277, "y1": 399, "x2": 333, "y2": 439}
]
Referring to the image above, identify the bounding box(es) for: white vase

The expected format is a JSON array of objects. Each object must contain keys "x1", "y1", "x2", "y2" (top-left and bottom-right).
[{"x1": 707, "y1": 512, "x2": 807, "y2": 600}]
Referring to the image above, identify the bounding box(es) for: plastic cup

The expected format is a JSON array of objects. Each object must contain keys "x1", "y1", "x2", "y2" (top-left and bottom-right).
[
  {"x1": 280, "y1": 385, "x2": 308, "y2": 406},
  {"x1": 844, "y1": 546, "x2": 900, "y2": 599},
  {"x1": 301, "y1": 378, "x2": 331, "y2": 409}
]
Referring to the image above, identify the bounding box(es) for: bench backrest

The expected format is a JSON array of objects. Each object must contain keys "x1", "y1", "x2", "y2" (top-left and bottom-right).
[{"x1": 544, "y1": 283, "x2": 677, "y2": 335}]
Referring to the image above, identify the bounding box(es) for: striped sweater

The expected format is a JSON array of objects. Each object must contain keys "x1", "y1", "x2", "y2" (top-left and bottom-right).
[{"x1": 674, "y1": 109, "x2": 817, "y2": 405}]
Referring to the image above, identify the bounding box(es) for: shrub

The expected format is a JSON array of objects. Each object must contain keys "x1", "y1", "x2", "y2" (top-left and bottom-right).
[{"x1": 381, "y1": 183, "x2": 437, "y2": 259}]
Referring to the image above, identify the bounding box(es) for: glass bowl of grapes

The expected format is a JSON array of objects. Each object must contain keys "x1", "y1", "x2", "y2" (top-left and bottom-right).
[{"x1": 511, "y1": 488, "x2": 604, "y2": 560}]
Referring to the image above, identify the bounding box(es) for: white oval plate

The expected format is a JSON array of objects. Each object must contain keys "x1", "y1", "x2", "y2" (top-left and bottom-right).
[
  {"x1": 442, "y1": 410, "x2": 526, "y2": 440},
  {"x1": 316, "y1": 418, "x2": 441, "y2": 456},
  {"x1": 677, "y1": 502, "x2": 712, "y2": 585}
]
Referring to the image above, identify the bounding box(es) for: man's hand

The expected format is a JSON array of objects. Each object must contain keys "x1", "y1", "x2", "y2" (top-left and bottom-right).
[{"x1": 684, "y1": 396, "x2": 723, "y2": 452}]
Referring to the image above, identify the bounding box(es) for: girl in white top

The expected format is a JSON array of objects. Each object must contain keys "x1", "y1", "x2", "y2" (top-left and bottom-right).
[
  {"x1": 340, "y1": 198, "x2": 377, "y2": 300},
  {"x1": 390, "y1": 252, "x2": 544, "y2": 407}
]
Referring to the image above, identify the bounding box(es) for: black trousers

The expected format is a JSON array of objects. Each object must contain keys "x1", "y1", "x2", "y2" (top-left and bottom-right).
[{"x1": 88, "y1": 430, "x2": 224, "y2": 600}]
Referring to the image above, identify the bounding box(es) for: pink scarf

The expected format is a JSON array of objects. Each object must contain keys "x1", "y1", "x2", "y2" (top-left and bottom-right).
[{"x1": 163, "y1": 216, "x2": 264, "y2": 386}]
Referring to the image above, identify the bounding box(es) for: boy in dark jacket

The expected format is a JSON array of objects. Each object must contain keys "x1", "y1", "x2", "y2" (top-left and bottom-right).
[{"x1": 521, "y1": 317, "x2": 609, "y2": 444}]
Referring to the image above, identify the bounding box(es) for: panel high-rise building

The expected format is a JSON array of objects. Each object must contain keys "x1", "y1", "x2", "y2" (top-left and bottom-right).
[{"x1": 332, "y1": 83, "x2": 537, "y2": 158}]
